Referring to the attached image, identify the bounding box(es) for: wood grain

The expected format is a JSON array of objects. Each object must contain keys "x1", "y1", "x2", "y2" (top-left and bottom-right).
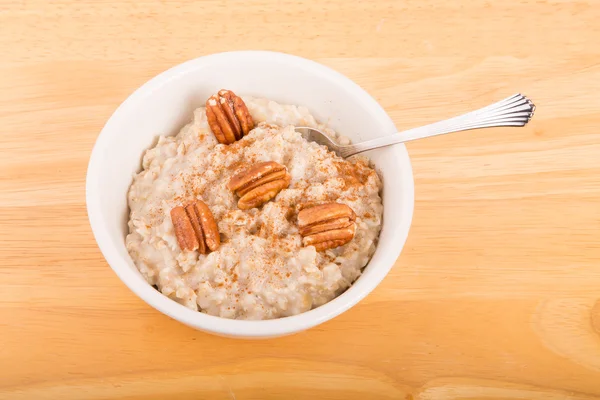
[{"x1": 1, "y1": 0, "x2": 600, "y2": 398}]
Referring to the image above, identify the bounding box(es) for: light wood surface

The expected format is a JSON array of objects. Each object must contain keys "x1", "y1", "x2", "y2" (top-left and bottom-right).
[{"x1": 1, "y1": 1, "x2": 600, "y2": 399}]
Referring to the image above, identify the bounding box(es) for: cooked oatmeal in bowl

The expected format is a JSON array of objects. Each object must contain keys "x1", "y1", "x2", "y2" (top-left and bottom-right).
[
  {"x1": 87, "y1": 51, "x2": 414, "y2": 337},
  {"x1": 126, "y1": 90, "x2": 383, "y2": 320}
]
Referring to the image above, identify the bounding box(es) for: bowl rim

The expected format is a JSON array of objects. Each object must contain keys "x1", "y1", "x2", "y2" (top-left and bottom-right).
[{"x1": 86, "y1": 50, "x2": 414, "y2": 337}]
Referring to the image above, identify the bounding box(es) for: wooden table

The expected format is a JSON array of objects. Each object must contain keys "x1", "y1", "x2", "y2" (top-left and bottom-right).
[{"x1": 2, "y1": 1, "x2": 600, "y2": 399}]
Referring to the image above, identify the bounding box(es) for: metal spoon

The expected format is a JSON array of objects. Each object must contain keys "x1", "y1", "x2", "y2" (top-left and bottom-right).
[{"x1": 295, "y1": 93, "x2": 535, "y2": 158}]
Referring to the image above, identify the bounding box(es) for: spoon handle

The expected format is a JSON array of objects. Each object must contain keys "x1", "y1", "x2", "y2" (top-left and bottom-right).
[{"x1": 341, "y1": 93, "x2": 536, "y2": 158}]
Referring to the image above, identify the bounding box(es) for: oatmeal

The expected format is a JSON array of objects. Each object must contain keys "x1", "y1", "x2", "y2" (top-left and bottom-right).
[{"x1": 126, "y1": 94, "x2": 383, "y2": 320}]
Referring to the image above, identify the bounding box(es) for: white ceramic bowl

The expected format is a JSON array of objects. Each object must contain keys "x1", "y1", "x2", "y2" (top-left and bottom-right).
[{"x1": 86, "y1": 51, "x2": 414, "y2": 338}]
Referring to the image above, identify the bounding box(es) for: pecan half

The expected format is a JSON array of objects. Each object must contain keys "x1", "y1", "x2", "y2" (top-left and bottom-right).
[
  {"x1": 228, "y1": 161, "x2": 291, "y2": 210},
  {"x1": 170, "y1": 200, "x2": 220, "y2": 253},
  {"x1": 297, "y1": 203, "x2": 357, "y2": 251},
  {"x1": 206, "y1": 89, "x2": 254, "y2": 145}
]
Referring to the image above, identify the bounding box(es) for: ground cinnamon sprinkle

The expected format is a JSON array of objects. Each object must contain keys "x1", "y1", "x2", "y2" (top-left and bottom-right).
[
  {"x1": 227, "y1": 160, "x2": 245, "y2": 173},
  {"x1": 333, "y1": 160, "x2": 371, "y2": 189}
]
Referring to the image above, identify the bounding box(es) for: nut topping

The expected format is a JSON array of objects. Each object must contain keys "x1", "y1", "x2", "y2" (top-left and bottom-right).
[
  {"x1": 170, "y1": 200, "x2": 220, "y2": 253},
  {"x1": 297, "y1": 203, "x2": 357, "y2": 251},
  {"x1": 206, "y1": 89, "x2": 254, "y2": 144},
  {"x1": 228, "y1": 161, "x2": 291, "y2": 210}
]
